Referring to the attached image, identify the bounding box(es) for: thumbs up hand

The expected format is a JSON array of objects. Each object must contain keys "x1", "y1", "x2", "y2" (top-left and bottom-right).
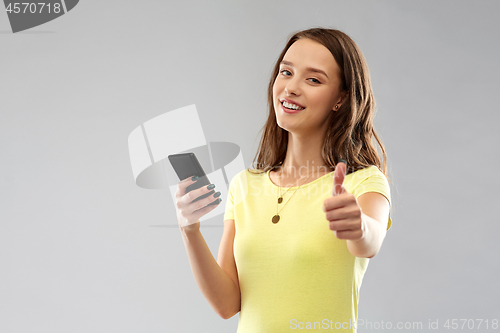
[{"x1": 323, "y1": 160, "x2": 365, "y2": 241}]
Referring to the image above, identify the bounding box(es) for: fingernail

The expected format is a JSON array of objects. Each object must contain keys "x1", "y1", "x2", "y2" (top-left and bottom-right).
[
  {"x1": 207, "y1": 184, "x2": 215, "y2": 190},
  {"x1": 339, "y1": 159, "x2": 347, "y2": 164},
  {"x1": 213, "y1": 191, "x2": 221, "y2": 198},
  {"x1": 191, "y1": 176, "x2": 199, "y2": 181}
]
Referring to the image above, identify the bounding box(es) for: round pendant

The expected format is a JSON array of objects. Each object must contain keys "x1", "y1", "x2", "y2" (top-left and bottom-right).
[
  {"x1": 272, "y1": 215, "x2": 280, "y2": 224},
  {"x1": 278, "y1": 197, "x2": 283, "y2": 204}
]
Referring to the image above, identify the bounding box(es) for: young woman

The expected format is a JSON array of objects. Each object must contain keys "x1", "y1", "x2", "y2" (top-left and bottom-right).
[{"x1": 175, "y1": 28, "x2": 392, "y2": 332}]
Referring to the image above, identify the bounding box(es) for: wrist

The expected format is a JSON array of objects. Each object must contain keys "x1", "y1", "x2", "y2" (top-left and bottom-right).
[
  {"x1": 180, "y1": 221, "x2": 201, "y2": 237},
  {"x1": 349, "y1": 214, "x2": 369, "y2": 244}
]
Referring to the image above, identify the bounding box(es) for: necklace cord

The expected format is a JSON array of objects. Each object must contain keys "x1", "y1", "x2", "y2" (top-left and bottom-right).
[{"x1": 272, "y1": 168, "x2": 316, "y2": 223}]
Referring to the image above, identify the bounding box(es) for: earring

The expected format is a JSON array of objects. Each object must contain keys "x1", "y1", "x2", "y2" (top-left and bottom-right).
[{"x1": 335, "y1": 105, "x2": 339, "y2": 110}]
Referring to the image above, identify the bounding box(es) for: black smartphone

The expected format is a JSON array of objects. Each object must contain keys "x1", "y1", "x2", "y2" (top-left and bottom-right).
[{"x1": 168, "y1": 153, "x2": 219, "y2": 205}]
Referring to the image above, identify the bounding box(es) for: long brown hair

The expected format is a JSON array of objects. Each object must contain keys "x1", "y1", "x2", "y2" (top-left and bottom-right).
[{"x1": 247, "y1": 28, "x2": 389, "y2": 180}]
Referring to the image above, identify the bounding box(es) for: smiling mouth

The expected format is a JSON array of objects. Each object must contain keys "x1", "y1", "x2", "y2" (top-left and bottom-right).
[{"x1": 281, "y1": 100, "x2": 305, "y2": 111}]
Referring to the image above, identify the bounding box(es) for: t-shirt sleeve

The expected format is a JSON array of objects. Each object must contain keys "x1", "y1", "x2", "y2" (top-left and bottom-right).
[
  {"x1": 351, "y1": 167, "x2": 393, "y2": 230},
  {"x1": 223, "y1": 175, "x2": 236, "y2": 221}
]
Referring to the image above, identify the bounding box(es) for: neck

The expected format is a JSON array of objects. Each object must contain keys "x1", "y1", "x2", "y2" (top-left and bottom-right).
[{"x1": 279, "y1": 131, "x2": 333, "y2": 178}]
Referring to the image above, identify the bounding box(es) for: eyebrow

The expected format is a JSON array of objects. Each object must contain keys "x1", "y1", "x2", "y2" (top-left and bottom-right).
[{"x1": 280, "y1": 60, "x2": 329, "y2": 79}]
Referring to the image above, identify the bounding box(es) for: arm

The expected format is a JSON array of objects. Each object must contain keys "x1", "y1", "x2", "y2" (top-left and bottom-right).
[
  {"x1": 324, "y1": 191, "x2": 390, "y2": 258},
  {"x1": 346, "y1": 192, "x2": 390, "y2": 258},
  {"x1": 180, "y1": 220, "x2": 241, "y2": 319}
]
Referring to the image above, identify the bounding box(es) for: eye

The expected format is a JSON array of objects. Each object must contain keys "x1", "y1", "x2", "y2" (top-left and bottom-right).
[
  {"x1": 308, "y1": 78, "x2": 321, "y2": 84},
  {"x1": 280, "y1": 69, "x2": 292, "y2": 76}
]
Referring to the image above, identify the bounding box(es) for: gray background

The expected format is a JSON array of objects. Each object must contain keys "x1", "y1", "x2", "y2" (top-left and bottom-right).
[{"x1": 1, "y1": 0, "x2": 499, "y2": 332}]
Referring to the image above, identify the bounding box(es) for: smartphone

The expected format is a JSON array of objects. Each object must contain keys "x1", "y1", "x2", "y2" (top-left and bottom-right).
[{"x1": 168, "y1": 153, "x2": 219, "y2": 205}]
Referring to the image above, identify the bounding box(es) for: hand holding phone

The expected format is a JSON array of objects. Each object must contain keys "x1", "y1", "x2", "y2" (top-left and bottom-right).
[{"x1": 169, "y1": 153, "x2": 222, "y2": 230}]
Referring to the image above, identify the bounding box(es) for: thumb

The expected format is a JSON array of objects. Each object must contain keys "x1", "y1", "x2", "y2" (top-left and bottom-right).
[{"x1": 333, "y1": 160, "x2": 347, "y2": 196}]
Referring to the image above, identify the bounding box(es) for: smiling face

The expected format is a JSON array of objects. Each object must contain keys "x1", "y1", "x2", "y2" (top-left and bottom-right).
[{"x1": 273, "y1": 38, "x2": 346, "y2": 134}]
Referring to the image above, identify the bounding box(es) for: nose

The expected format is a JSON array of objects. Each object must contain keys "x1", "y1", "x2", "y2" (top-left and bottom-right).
[{"x1": 284, "y1": 76, "x2": 300, "y2": 96}]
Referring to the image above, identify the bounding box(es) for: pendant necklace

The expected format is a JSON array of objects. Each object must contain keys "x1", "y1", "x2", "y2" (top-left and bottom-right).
[{"x1": 271, "y1": 168, "x2": 315, "y2": 224}]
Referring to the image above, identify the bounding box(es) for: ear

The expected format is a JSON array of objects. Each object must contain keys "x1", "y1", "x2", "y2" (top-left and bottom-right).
[
  {"x1": 338, "y1": 91, "x2": 349, "y2": 105},
  {"x1": 332, "y1": 91, "x2": 349, "y2": 111}
]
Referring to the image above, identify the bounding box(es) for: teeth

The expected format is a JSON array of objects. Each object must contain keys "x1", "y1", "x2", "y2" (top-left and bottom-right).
[{"x1": 282, "y1": 101, "x2": 304, "y2": 110}]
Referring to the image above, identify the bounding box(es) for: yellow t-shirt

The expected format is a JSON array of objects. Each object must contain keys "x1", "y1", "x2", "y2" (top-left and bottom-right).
[{"x1": 223, "y1": 166, "x2": 392, "y2": 332}]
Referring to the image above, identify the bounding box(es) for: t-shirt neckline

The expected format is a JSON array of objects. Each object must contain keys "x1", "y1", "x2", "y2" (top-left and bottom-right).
[{"x1": 266, "y1": 169, "x2": 335, "y2": 190}]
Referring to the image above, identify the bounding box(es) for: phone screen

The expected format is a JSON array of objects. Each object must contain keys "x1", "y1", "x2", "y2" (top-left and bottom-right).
[{"x1": 168, "y1": 153, "x2": 217, "y2": 204}]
